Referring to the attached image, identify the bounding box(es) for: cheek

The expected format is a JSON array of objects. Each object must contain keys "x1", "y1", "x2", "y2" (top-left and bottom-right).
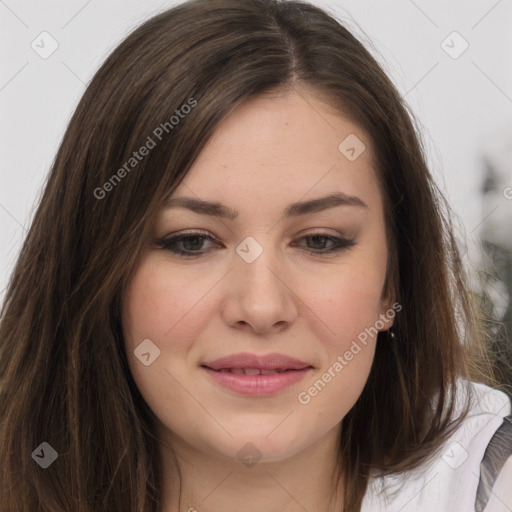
[
  {"x1": 316, "y1": 279, "x2": 380, "y2": 374},
  {"x1": 299, "y1": 255, "x2": 386, "y2": 405},
  {"x1": 295, "y1": 273, "x2": 381, "y2": 427},
  {"x1": 306, "y1": 258, "x2": 387, "y2": 344},
  {"x1": 121, "y1": 258, "x2": 213, "y2": 426},
  {"x1": 122, "y1": 256, "x2": 213, "y2": 353}
]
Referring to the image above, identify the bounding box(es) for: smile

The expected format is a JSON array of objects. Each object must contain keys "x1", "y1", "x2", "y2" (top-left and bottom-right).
[
  {"x1": 214, "y1": 368, "x2": 291, "y2": 375},
  {"x1": 200, "y1": 352, "x2": 314, "y2": 396}
]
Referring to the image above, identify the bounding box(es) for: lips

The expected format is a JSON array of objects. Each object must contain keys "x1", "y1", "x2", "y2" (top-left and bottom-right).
[
  {"x1": 201, "y1": 352, "x2": 312, "y2": 372},
  {"x1": 200, "y1": 352, "x2": 313, "y2": 396}
]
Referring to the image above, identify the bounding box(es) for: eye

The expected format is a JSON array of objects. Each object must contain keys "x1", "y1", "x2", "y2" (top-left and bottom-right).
[
  {"x1": 156, "y1": 230, "x2": 220, "y2": 257},
  {"x1": 292, "y1": 233, "x2": 356, "y2": 255},
  {"x1": 156, "y1": 230, "x2": 356, "y2": 258}
]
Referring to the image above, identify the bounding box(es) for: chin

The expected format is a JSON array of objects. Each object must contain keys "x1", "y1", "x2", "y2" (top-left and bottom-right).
[{"x1": 208, "y1": 425, "x2": 313, "y2": 465}]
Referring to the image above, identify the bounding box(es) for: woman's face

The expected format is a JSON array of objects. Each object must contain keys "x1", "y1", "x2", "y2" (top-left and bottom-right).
[{"x1": 122, "y1": 87, "x2": 395, "y2": 464}]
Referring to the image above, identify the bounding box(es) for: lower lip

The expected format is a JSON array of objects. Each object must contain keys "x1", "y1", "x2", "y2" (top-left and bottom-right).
[{"x1": 201, "y1": 367, "x2": 312, "y2": 396}]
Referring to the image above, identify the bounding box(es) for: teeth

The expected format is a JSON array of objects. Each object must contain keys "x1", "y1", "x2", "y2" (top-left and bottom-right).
[
  {"x1": 217, "y1": 368, "x2": 284, "y2": 375},
  {"x1": 243, "y1": 368, "x2": 261, "y2": 376}
]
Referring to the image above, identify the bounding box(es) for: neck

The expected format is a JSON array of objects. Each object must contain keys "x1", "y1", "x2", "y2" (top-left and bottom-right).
[{"x1": 159, "y1": 425, "x2": 344, "y2": 512}]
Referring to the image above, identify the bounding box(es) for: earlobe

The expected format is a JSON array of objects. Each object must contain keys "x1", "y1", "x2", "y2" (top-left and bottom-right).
[
  {"x1": 377, "y1": 309, "x2": 395, "y2": 332},
  {"x1": 378, "y1": 285, "x2": 398, "y2": 332}
]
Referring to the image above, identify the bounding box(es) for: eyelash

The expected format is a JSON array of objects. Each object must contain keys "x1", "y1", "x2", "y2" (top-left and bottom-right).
[{"x1": 156, "y1": 230, "x2": 356, "y2": 258}]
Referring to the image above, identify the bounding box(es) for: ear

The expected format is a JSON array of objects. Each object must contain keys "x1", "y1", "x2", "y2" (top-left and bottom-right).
[{"x1": 377, "y1": 277, "x2": 398, "y2": 331}]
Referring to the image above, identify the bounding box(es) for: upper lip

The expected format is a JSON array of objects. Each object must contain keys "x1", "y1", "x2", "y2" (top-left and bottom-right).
[{"x1": 201, "y1": 352, "x2": 312, "y2": 371}]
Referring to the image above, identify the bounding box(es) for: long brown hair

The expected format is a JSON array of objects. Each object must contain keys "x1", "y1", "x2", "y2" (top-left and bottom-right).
[{"x1": 0, "y1": 0, "x2": 499, "y2": 510}]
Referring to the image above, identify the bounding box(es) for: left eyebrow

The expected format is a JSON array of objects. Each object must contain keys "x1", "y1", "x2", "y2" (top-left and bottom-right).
[{"x1": 164, "y1": 192, "x2": 368, "y2": 220}]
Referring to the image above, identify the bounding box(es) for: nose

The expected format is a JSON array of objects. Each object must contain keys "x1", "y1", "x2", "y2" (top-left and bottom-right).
[{"x1": 219, "y1": 238, "x2": 298, "y2": 335}]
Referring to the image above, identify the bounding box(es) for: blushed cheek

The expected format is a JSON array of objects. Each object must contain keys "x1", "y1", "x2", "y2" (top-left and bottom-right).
[
  {"x1": 315, "y1": 278, "x2": 380, "y2": 406},
  {"x1": 315, "y1": 267, "x2": 385, "y2": 341},
  {"x1": 121, "y1": 263, "x2": 202, "y2": 411},
  {"x1": 122, "y1": 258, "x2": 206, "y2": 353}
]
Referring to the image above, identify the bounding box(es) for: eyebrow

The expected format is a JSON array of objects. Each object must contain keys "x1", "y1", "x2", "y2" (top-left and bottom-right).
[{"x1": 164, "y1": 192, "x2": 368, "y2": 220}]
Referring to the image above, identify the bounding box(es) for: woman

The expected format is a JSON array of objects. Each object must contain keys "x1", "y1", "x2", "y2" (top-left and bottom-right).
[{"x1": 0, "y1": 0, "x2": 510, "y2": 510}]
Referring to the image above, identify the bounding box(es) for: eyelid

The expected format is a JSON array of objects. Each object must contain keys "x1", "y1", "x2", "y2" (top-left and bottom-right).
[
  {"x1": 155, "y1": 228, "x2": 356, "y2": 258},
  {"x1": 155, "y1": 230, "x2": 221, "y2": 254},
  {"x1": 156, "y1": 228, "x2": 350, "y2": 245},
  {"x1": 159, "y1": 227, "x2": 349, "y2": 240}
]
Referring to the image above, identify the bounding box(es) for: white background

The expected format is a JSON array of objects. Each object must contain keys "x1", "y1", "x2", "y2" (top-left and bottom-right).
[{"x1": 1, "y1": 0, "x2": 512, "y2": 302}]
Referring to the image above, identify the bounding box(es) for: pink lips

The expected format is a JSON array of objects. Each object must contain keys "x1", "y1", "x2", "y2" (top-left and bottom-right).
[{"x1": 201, "y1": 352, "x2": 313, "y2": 396}]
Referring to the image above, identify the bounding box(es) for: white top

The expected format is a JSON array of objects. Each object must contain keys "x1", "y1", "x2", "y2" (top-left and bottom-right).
[{"x1": 361, "y1": 381, "x2": 512, "y2": 512}]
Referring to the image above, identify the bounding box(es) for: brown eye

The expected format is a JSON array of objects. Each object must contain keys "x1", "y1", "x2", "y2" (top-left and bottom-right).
[
  {"x1": 156, "y1": 231, "x2": 221, "y2": 258},
  {"x1": 156, "y1": 231, "x2": 356, "y2": 258},
  {"x1": 292, "y1": 234, "x2": 356, "y2": 255}
]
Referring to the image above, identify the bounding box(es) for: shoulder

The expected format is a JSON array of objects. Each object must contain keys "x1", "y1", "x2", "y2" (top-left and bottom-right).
[
  {"x1": 475, "y1": 413, "x2": 512, "y2": 512},
  {"x1": 361, "y1": 380, "x2": 512, "y2": 512},
  {"x1": 483, "y1": 455, "x2": 512, "y2": 512}
]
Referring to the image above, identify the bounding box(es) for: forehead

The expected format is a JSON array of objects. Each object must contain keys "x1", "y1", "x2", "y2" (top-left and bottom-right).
[{"x1": 170, "y1": 88, "x2": 380, "y2": 212}]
